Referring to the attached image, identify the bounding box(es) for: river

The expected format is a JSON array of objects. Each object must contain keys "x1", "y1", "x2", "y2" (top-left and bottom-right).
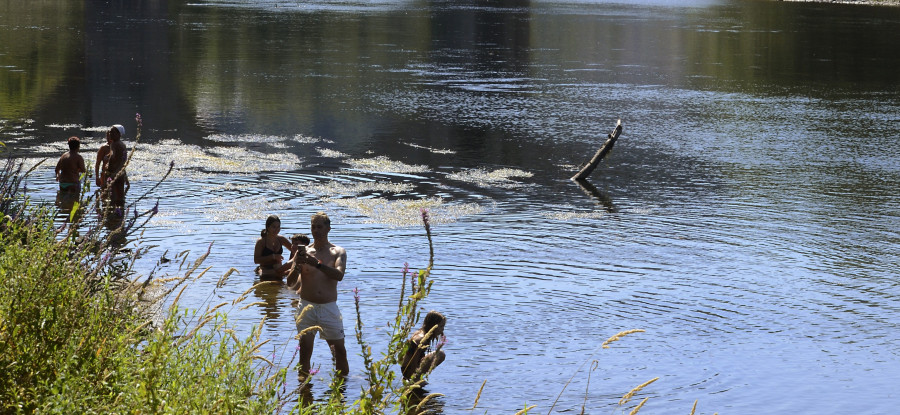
[{"x1": 2, "y1": 0, "x2": 899, "y2": 413}]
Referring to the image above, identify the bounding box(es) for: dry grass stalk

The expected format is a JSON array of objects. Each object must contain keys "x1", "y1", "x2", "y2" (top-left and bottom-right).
[
  {"x1": 192, "y1": 266, "x2": 212, "y2": 282},
  {"x1": 216, "y1": 267, "x2": 239, "y2": 288},
  {"x1": 294, "y1": 304, "x2": 313, "y2": 325},
  {"x1": 403, "y1": 379, "x2": 425, "y2": 396},
  {"x1": 239, "y1": 301, "x2": 267, "y2": 310},
  {"x1": 414, "y1": 393, "x2": 444, "y2": 413},
  {"x1": 471, "y1": 379, "x2": 487, "y2": 409},
  {"x1": 252, "y1": 316, "x2": 266, "y2": 338},
  {"x1": 619, "y1": 377, "x2": 659, "y2": 405},
  {"x1": 249, "y1": 339, "x2": 271, "y2": 355},
  {"x1": 171, "y1": 284, "x2": 190, "y2": 306},
  {"x1": 203, "y1": 301, "x2": 229, "y2": 317},
  {"x1": 177, "y1": 315, "x2": 215, "y2": 345},
  {"x1": 690, "y1": 399, "x2": 698, "y2": 415},
  {"x1": 602, "y1": 329, "x2": 645, "y2": 349},
  {"x1": 295, "y1": 325, "x2": 322, "y2": 339},
  {"x1": 253, "y1": 355, "x2": 275, "y2": 367},
  {"x1": 240, "y1": 281, "x2": 272, "y2": 298},
  {"x1": 629, "y1": 397, "x2": 650, "y2": 415},
  {"x1": 514, "y1": 405, "x2": 536, "y2": 415}
]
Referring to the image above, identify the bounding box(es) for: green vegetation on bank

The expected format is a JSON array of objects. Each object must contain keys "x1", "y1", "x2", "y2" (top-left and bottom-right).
[
  {"x1": 0, "y1": 159, "x2": 289, "y2": 413},
  {"x1": 0, "y1": 145, "x2": 444, "y2": 413}
]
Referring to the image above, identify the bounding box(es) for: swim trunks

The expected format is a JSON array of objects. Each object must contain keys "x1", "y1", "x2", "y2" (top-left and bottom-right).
[
  {"x1": 295, "y1": 299, "x2": 344, "y2": 341},
  {"x1": 59, "y1": 182, "x2": 79, "y2": 191}
]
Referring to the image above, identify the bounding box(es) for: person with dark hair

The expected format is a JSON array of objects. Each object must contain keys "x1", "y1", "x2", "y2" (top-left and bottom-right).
[
  {"x1": 55, "y1": 136, "x2": 86, "y2": 193},
  {"x1": 401, "y1": 310, "x2": 447, "y2": 381},
  {"x1": 105, "y1": 124, "x2": 130, "y2": 206},
  {"x1": 285, "y1": 233, "x2": 310, "y2": 290},
  {"x1": 254, "y1": 214, "x2": 292, "y2": 282},
  {"x1": 288, "y1": 211, "x2": 349, "y2": 379}
]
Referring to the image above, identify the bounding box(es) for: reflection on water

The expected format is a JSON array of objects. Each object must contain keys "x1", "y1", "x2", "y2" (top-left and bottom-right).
[
  {"x1": 3, "y1": 0, "x2": 900, "y2": 413},
  {"x1": 54, "y1": 189, "x2": 81, "y2": 220},
  {"x1": 252, "y1": 281, "x2": 289, "y2": 323}
]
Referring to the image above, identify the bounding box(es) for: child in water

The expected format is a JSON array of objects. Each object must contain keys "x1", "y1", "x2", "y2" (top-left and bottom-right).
[
  {"x1": 401, "y1": 310, "x2": 447, "y2": 381},
  {"x1": 55, "y1": 136, "x2": 86, "y2": 192},
  {"x1": 285, "y1": 233, "x2": 310, "y2": 289}
]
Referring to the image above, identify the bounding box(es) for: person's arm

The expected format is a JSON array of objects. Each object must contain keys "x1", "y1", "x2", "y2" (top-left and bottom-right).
[
  {"x1": 55, "y1": 156, "x2": 64, "y2": 181},
  {"x1": 301, "y1": 247, "x2": 346, "y2": 281},
  {"x1": 95, "y1": 147, "x2": 107, "y2": 186},
  {"x1": 286, "y1": 263, "x2": 300, "y2": 289},
  {"x1": 77, "y1": 155, "x2": 86, "y2": 174}
]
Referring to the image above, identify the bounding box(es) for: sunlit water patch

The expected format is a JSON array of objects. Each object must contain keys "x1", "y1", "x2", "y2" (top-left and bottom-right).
[
  {"x1": 345, "y1": 155, "x2": 430, "y2": 174},
  {"x1": 316, "y1": 147, "x2": 348, "y2": 158},
  {"x1": 446, "y1": 167, "x2": 533, "y2": 189},
  {"x1": 324, "y1": 196, "x2": 485, "y2": 226}
]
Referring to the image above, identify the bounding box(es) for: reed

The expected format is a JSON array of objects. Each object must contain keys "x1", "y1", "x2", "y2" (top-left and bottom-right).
[
  {"x1": 629, "y1": 397, "x2": 650, "y2": 415},
  {"x1": 472, "y1": 379, "x2": 487, "y2": 409},
  {"x1": 602, "y1": 328, "x2": 646, "y2": 349}
]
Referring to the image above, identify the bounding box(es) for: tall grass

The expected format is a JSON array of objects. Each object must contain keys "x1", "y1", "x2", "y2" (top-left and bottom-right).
[
  {"x1": 0, "y1": 126, "x2": 287, "y2": 413},
  {"x1": 0, "y1": 134, "x2": 442, "y2": 414}
]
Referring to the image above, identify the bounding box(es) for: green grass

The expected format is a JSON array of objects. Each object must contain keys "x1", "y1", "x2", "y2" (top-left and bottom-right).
[
  {"x1": 0, "y1": 149, "x2": 289, "y2": 413},
  {"x1": 0, "y1": 150, "x2": 442, "y2": 414}
]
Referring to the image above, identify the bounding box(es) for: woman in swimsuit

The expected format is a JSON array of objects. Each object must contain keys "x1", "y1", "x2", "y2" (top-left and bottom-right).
[{"x1": 254, "y1": 214, "x2": 292, "y2": 282}]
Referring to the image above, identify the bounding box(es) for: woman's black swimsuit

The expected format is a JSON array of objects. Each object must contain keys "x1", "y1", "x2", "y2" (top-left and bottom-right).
[
  {"x1": 259, "y1": 241, "x2": 284, "y2": 281},
  {"x1": 261, "y1": 243, "x2": 283, "y2": 259}
]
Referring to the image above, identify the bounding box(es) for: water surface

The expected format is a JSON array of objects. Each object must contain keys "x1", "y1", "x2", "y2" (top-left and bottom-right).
[{"x1": 2, "y1": 0, "x2": 899, "y2": 413}]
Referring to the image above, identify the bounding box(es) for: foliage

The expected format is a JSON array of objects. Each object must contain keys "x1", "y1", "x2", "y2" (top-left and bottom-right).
[{"x1": 0, "y1": 120, "x2": 285, "y2": 413}]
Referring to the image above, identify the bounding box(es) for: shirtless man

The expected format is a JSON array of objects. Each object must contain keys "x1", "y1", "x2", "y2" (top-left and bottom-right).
[
  {"x1": 287, "y1": 212, "x2": 349, "y2": 379},
  {"x1": 94, "y1": 136, "x2": 110, "y2": 189},
  {"x1": 105, "y1": 125, "x2": 129, "y2": 206},
  {"x1": 55, "y1": 136, "x2": 86, "y2": 193}
]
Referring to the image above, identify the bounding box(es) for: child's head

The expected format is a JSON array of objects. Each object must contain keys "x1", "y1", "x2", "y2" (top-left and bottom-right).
[
  {"x1": 291, "y1": 233, "x2": 310, "y2": 247},
  {"x1": 422, "y1": 310, "x2": 446, "y2": 335},
  {"x1": 67, "y1": 136, "x2": 81, "y2": 152}
]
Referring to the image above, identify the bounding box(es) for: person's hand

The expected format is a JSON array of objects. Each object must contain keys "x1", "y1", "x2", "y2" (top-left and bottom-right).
[
  {"x1": 304, "y1": 255, "x2": 320, "y2": 267},
  {"x1": 293, "y1": 249, "x2": 306, "y2": 264}
]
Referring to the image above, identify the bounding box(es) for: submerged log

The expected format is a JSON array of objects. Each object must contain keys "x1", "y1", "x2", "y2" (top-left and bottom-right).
[{"x1": 570, "y1": 120, "x2": 623, "y2": 181}]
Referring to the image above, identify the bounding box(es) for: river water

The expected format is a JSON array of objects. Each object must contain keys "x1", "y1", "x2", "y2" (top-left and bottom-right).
[{"x1": 2, "y1": 0, "x2": 900, "y2": 413}]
